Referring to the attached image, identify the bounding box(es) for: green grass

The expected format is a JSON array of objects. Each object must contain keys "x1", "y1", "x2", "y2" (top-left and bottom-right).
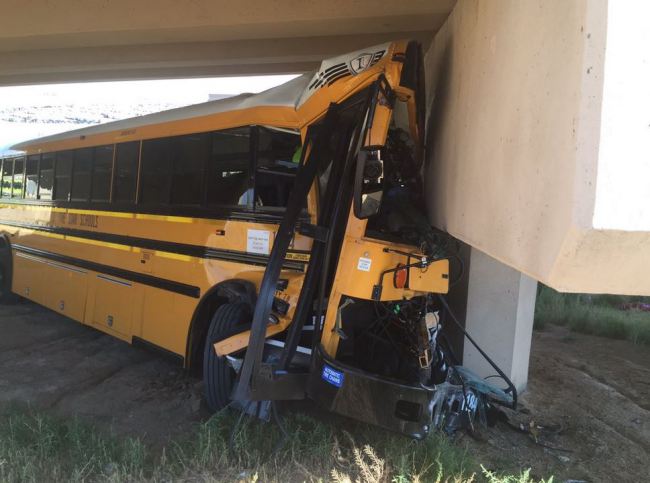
[
  {"x1": 0, "y1": 405, "x2": 148, "y2": 482},
  {"x1": 0, "y1": 405, "x2": 551, "y2": 482},
  {"x1": 534, "y1": 285, "x2": 650, "y2": 345}
]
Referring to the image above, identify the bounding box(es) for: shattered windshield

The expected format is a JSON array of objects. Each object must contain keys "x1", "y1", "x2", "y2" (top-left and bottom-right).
[{"x1": 364, "y1": 98, "x2": 430, "y2": 249}]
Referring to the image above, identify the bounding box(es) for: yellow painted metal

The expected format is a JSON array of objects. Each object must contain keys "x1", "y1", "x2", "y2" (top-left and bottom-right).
[
  {"x1": 1, "y1": 212, "x2": 305, "y2": 355},
  {"x1": 12, "y1": 252, "x2": 53, "y2": 308},
  {"x1": 92, "y1": 275, "x2": 137, "y2": 337},
  {"x1": 141, "y1": 285, "x2": 201, "y2": 355},
  {"x1": 408, "y1": 260, "x2": 449, "y2": 294},
  {"x1": 213, "y1": 317, "x2": 291, "y2": 357},
  {"x1": 320, "y1": 213, "x2": 449, "y2": 357},
  {"x1": 0, "y1": 39, "x2": 448, "y2": 365}
]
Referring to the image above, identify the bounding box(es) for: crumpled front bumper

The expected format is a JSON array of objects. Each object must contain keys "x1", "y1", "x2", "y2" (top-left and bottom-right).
[
  {"x1": 307, "y1": 345, "x2": 514, "y2": 438},
  {"x1": 307, "y1": 345, "x2": 437, "y2": 439}
]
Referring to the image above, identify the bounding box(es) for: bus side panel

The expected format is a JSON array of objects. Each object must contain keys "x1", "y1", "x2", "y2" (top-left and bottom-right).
[
  {"x1": 12, "y1": 251, "x2": 47, "y2": 305},
  {"x1": 88, "y1": 274, "x2": 143, "y2": 342},
  {"x1": 140, "y1": 286, "x2": 197, "y2": 356},
  {"x1": 48, "y1": 262, "x2": 88, "y2": 322},
  {"x1": 12, "y1": 250, "x2": 88, "y2": 322}
]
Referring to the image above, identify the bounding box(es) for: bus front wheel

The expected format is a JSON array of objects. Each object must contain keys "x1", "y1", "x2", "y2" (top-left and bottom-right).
[{"x1": 203, "y1": 302, "x2": 251, "y2": 411}]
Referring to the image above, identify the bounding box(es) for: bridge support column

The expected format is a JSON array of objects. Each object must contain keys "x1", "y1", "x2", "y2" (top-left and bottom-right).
[{"x1": 461, "y1": 247, "x2": 537, "y2": 393}]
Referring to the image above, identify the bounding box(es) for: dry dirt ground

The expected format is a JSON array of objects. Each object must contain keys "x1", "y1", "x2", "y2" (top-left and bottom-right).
[
  {"x1": 0, "y1": 301, "x2": 203, "y2": 445},
  {"x1": 0, "y1": 300, "x2": 648, "y2": 482},
  {"x1": 466, "y1": 324, "x2": 650, "y2": 482}
]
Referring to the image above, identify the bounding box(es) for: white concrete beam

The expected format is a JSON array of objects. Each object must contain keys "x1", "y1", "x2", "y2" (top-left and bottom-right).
[
  {"x1": 0, "y1": 0, "x2": 455, "y2": 45},
  {"x1": 0, "y1": 32, "x2": 434, "y2": 85},
  {"x1": 423, "y1": 0, "x2": 650, "y2": 295},
  {"x1": 0, "y1": 0, "x2": 454, "y2": 85}
]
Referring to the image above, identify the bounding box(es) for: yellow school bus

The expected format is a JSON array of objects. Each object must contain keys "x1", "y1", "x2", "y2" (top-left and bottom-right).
[{"x1": 0, "y1": 40, "x2": 514, "y2": 438}]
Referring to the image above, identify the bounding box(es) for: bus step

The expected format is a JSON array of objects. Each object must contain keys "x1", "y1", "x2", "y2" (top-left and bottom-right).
[{"x1": 265, "y1": 338, "x2": 312, "y2": 355}]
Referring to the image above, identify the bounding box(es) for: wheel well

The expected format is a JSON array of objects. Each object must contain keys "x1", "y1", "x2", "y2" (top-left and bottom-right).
[
  {"x1": 185, "y1": 279, "x2": 257, "y2": 376},
  {"x1": 0, "y1": 234, "x2": 13, "y2": 294},
  {"x1": 0, "y1": 234, "x2": 12, "y2": 271}
]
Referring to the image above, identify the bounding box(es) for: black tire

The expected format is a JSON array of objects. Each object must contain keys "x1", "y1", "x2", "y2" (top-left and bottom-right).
[
  {"x1": 0, "y1": 253, "x2": 17, "y2": 305},
  {"x1": 203, "y1": 302, "x2": 251, "y2": 411}
]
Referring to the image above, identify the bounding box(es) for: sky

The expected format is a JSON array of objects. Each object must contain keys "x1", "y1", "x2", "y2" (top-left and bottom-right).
[{"x1": 0, "y1": 75, "x2": 298, "y2": 151}]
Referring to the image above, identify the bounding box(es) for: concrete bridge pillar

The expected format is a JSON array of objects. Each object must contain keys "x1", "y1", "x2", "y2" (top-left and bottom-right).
[{"x1": 461, "y1": 248, "x2": 537, "y2": 393}]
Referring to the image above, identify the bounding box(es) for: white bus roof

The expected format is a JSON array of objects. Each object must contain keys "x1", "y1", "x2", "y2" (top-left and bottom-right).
[
  {"x1": 5, "y1": 41, "x2": 394, "y2": 154},
  {"x1": 8, "y1": 73, "x2": 312, "y2": 153}
]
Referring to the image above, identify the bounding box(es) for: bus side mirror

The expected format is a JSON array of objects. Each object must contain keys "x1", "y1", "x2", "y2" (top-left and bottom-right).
[{"x1": 353, "y1": 150, "x2": 384, "y2": 219}]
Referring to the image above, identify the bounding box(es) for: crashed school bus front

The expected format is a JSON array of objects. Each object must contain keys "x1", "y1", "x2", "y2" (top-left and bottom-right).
[{"x1": 0, "y1": 40, "x2": 514, "y2": 438}]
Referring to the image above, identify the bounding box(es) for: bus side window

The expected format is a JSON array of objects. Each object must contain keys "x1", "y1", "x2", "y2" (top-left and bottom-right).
[
  {"x1": 255, "y1": 127, "x2": 300, "y2": 208},
  {"x1": 38, "y1": 153, "x2": 54, "y2": 200},
  {"x1": 113, "y1": 142, "x2": 139, "y2": 203},
  {"x1": 91, "y1": 145, "x2": 114, "y2": 202},
  {"x1": 71, "y1": 148, "x2": 93, "y2": 202},
  {"x1": 140, "y1": 138, "x2": 173, "y2": 205},
  {"x1": 12, "y1": 157, "x2": 24, "y2": 198},
  {"x1": 25, "y1": 155, "x2": 39, "y2": 199},
  {"x1": 207, "y1": 128, "x2": 251, "y2": 208},
  {"x1": 171, "y1": 133, "x2": 210, "y2": 206},
  {"x1": 54, "y1": 150, "x2": 73, "y2": 201},
  {"x1": 0, "y1": 159, "x2": 11, "y2": 198}
]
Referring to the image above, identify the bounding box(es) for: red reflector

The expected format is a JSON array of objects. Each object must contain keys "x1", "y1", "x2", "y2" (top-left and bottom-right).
[{"x1": 394, "y1": 264, "x2": 408, "y2": 289}]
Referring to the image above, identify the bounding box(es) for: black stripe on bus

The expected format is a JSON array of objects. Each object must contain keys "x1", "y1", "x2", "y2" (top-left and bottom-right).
[
  {"x1": 0, "y1": 219, "x2": 307, "y2": 271},
  {"x1": 12, "y1": 243, "x2": 201, "y2": 299}
]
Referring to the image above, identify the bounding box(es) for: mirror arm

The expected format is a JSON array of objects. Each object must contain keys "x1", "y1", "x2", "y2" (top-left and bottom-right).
[
  {"x1": 382, "y1": 247, "x2": 425, "y2": 260},
  {"x1": 354, "y1": 76, "x2": 395, "y2": 219},
  {"x1": 352, "y1": 150, "x2": 368, "y2": 218},
  {"x1": 364, "y1": 75, "x2": 396, "y2": 139}
]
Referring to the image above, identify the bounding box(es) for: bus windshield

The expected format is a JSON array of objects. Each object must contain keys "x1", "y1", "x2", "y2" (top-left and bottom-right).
[{"x1": 364, "y1": 97, "x2": 429, "y2": 249}]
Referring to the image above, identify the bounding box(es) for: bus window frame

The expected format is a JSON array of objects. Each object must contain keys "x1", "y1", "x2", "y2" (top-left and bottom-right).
[
  {"x1": 11, "y1": 157, "x2": 25, "y2": 199},
  {"x1": 25, "y1": 154, "x2": 40, "y2": 200},
  {"x1": 138, "y1": 137, "x2": 174, "y2": 206},
  {"x1": 252, "y1": 125, "x2": 302, "y2": 213},
  {"x1": 0, "y1": 159, "x2": 6, "y2": 198},
  {"x1": 1, "y1": 125, "x2": 311, "y2": 224},
  {"x1": 70, "y1": 147, "x2": 93, "y2": 202},
  {"x1": 37, "y1": 152, "x2": 55, "y2": 201},
  {"x1": 112, "y1": 141, "x2": 141, "y2": 206},
  {"x1": 53, "y1": 150, "x2": 74, "y2": 202},
  {"x1": 205, "y1": 126, "x2": 254, "y2": 211},
  {"x1": 89, "y1": 144, "x2": 115, "y2": 203}
]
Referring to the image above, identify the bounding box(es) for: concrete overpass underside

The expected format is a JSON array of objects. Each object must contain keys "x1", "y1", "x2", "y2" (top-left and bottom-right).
[{"x1": 0, "y1": 0, "x2": 453, "y2": 85}]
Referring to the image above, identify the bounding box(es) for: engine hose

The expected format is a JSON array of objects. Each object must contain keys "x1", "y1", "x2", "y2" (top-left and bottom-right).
[{"x1": 436, "y1": 294, "x2": 518, "y2": 410}]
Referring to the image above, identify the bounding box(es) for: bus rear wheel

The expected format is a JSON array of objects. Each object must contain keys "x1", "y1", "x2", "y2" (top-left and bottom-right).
[
  {"x1": 0, "y1": 257, "x2": 17, "y2": 305},
  {"x1": 203, "y1": 302, "x2": 251, "y2": 411}
]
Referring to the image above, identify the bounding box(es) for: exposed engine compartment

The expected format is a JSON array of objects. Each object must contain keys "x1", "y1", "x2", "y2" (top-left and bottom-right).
[
  {"x1": 336, "y1": 295, "x2": 447, "y2": 385},
  {"x1": 335, "y1": 295, "x2": 515, "y2": 436}
]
